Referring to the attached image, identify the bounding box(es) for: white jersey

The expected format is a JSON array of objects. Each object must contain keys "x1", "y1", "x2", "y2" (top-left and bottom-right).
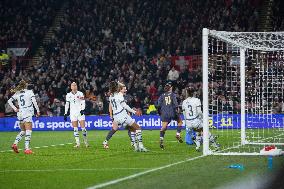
[
  {"x1": 8, "y1": 89, "x2": 39, "y2": 122},
  {"x1": 109, "y1": 92, "x2": 127, "y2": 115},
  {"x1": 65, "y1": 91, "x2": 85, "y2": 114},
  {"x1": 11, "y1": 90, "x2": 35, "y2": 110},
  {"x1": 109, "y1": 92, "x2": 135, "y2": 127},
  {"x1": 182, "y1": 97, "x2": 202, "y2": 120}
]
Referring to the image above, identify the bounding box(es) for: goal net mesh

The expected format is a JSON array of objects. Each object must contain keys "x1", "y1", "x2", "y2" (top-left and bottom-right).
[{"x1": 205, "y1": 30, "x2": 284, "y2": 155}]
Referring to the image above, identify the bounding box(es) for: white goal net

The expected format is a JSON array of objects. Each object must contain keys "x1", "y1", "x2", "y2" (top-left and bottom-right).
[{"x1": 202, "y1": 28, "x2": 284, "y2": 155}]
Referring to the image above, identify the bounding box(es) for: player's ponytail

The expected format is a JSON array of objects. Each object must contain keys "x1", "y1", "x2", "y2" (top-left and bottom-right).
[
  {"x1": 11, "y1": 80, "x2": 28, "y2": 93},
  {"x1": 109, "y1": 81, "x2": 118, "y2": 95}
]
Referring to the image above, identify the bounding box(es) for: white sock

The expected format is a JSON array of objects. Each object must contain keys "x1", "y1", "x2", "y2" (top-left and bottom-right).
[
  {"x1": 209, "y1": 132, "x2": 218, "y2": 147},
  {"x1": 14, "y1": 131, "x2": 25, "y2": 145},
  {"x1": 136, "y1": 130, "x2": 145, "y2": 148},
  {"x1": 74, "y1": 127, "x2": 80, "y2": 145},
  {"x1": 195, "y1": 134, "x2": 202, "y2": 148},
  {"x1": 25, "y1": 130, "x2": 32, "y2": 150},
  {"x1": 130, "y1": 131, "x2": 136, "y2": 146},
  {"x1": 82, "y1": 128, "x2": 88, "y2": 144},
  {"x1": 136, "y1": 130, "x2": 143, "y2": 143}
]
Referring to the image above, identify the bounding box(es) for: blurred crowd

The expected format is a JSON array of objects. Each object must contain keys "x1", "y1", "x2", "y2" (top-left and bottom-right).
[
  {"x1": 0, "y1": 0, "x2": 61, "y2": 51},
  {"x1": 272, "y1": 0, "x2": 284, "y2": 31},
  {"x1": 1, "y1": 0, "x2": 275, "y2": 117}
]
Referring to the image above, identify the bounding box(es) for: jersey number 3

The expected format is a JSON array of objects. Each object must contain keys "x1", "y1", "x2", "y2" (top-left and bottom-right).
[{"x1": 188, "y1": 105, "x2": 193, "y2": 116}]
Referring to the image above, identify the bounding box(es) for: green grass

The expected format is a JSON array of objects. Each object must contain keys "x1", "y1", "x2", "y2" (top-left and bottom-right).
[{"x1": 0, "y1": 130, "x2": 283, "y2": 189}]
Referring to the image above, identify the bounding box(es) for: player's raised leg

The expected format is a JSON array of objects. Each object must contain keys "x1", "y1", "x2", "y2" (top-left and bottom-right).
[
  {"x1": 103, "y1": 100, "x2": 118, "y2": 149},
  {"x1": 103, "y1": 122, "x2": 118, "y2": 149}
]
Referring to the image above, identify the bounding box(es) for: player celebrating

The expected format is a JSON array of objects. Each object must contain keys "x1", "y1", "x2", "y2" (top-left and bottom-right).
[
  {"x1": 64, "y1": 82, "x2": 89, "y2": 148},
  {"x1": 182, "y1": 88, "x2": 220, "y2": 151},
  {"x1": 157, "y1": 82, "x2": 183, "y2": 150},
  {"x1": 103, "y1": 82, "x2": 137, "y2": 150},
  {"x1": 106, "y1": 81, "x2": 148, "y2": 152},
  {"x1": 8, "y1": 80, "x2": 40, "y2": 154}
]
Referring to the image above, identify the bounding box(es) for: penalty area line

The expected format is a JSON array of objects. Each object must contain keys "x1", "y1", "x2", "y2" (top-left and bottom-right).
[
  {"x1": 86, "y1": 155, "x2": 206, "y2": 189},
  {"x1": 0, "y1": 142, "x2": 73, "y2": 153}
]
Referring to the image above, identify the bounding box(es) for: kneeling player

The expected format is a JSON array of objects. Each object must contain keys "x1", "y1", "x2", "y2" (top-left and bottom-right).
[
  {"x1": 106, "y1": 81, "x2": 148, "y2": 152},
  {"x1": 8, "y1": 80, "x2": 40, "y2": 154},
  {"x1": 64, "y1": 82, "x2": 89, "y2": 148},
  {"x1": 182, "y1": 88, "x2": 219, "y2": 151}
]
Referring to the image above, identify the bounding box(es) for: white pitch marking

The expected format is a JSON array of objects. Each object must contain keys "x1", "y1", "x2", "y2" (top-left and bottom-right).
[
  {"x1": 0, "y1": 168, "x2": 150, "y2": 173},
  {"x1": 0, "y1": 143, "x2": 73, "y2": 152},
  {"x1": 86, "y1": 155, "x2": 205, "y2": 189}
]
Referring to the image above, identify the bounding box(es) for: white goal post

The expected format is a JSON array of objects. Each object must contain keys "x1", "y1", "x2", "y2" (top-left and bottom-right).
[{"x1": 202, "y1": 28, "x2": 284, "y2": 156}]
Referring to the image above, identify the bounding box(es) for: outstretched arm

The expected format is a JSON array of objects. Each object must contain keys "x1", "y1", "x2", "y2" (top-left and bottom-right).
[{"x1": 121, "y1": 101, "x2": 136, "y2": 114}]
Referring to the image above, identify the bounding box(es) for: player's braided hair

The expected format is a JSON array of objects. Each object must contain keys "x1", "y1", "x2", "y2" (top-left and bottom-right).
[{"x1": 10, "y1": 80, "x2": 28, "y2": 93}]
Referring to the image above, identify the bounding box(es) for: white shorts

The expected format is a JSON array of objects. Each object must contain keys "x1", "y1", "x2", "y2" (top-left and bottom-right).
[
  {"x1": 113, "y1": 112, "x2": 135, "y2": 128},
  {"x1": 70, "y1": 112, "x2": 85, "y2": 122},
  {"x1": 185, "y1": 118, "x2": 203, "y2": 130},
  {"x1": 18, "y1": 108, "x2": 34, "y2": 123}
]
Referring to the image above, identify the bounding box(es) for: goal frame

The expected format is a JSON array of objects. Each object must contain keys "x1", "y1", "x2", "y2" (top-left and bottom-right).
[{"x1": 202, "y1": 28, "x2": 284, "y2": 156}]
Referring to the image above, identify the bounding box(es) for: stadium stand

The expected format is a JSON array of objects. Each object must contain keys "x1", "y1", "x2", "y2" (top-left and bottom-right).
[{"x1": 0, "y1": 0, "x2": 271, "y2": 116}]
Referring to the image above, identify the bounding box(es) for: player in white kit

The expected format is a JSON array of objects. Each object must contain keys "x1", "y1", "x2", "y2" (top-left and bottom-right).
[
  {"x1": 103, "y1": 82, "x2": 140, "y2": 150},
  {"x1": 182, "y1": 88, "x2": 219, "y2": 151},
  {"x1": 64, "y1": 82, "x2": 89, "y2": 148},
  {"x1": 8, "y1": 80, "x2": 40, "y2": 154},
  {"x1": 105, "y1": 81, "x2": 148, "y2": 152}
]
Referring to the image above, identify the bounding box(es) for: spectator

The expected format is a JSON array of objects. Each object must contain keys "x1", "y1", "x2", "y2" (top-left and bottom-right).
[{"x1": 167, "y1": 66, "x2": 180, "y2": 83}]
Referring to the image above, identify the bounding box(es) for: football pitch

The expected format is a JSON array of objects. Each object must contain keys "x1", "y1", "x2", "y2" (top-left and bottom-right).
[{"x1": 0, "y1": 130, "x2": 283, "y2": 189}]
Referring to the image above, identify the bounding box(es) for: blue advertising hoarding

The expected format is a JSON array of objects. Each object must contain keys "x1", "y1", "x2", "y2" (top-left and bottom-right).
[{"x1": 0, "y1": 114, "x2": 283, "y2": 131}]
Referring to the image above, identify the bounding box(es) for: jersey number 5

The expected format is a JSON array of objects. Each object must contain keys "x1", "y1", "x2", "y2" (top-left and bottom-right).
[{"x1": 19, "y1": 95, "x2": 25, "y2": 106}]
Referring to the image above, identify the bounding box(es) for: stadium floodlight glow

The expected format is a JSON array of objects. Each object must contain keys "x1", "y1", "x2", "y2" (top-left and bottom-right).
[{"x1": 202, "y1": 28, "x2": 284, "y2": 156}]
